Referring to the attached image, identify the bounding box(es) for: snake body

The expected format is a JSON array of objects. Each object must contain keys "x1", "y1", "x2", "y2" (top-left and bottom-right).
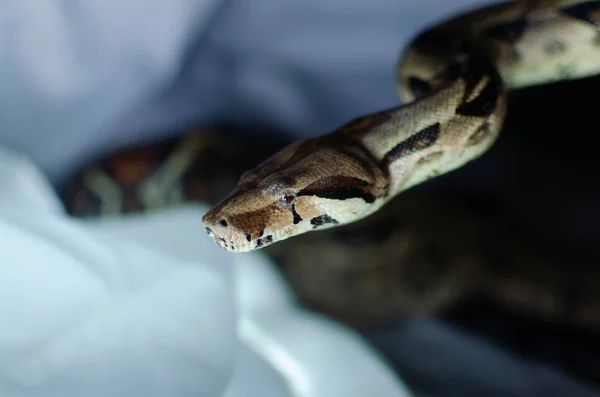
[
  {"x1": 63, "y1": 126, "x2": 600, "y2": 331},
  {"x1": 62, "y1": 0, "x2": 600, "y2": 329},
  {"x1": 61, "y1": 1, "x2": 600, "y2": 383},
  {"x1": 202, "y1": 0, "x2": 600, "y2": 252}
]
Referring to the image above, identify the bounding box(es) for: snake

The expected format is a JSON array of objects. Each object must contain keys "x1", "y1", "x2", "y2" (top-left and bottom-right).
[
  {"x1": 63, "y1": 0, "x2": 600, "y2": 327},
  {"x1": 62, "y1": 0, "x2": 600, "y2": 352},
  {"x1": 201, "y1": 0, "x2": 600, "y2": 253},
  {"x1": 63, "y1": 126, "x2": 600, "y2": 333}
]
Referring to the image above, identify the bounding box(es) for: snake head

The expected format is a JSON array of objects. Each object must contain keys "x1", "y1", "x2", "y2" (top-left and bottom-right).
[
  {"x1": 202, "y1": 139, "x2": 389, "y2": 252},
  {"x1": 201, "y1": 180, "x2": 303, "y2": 252}
]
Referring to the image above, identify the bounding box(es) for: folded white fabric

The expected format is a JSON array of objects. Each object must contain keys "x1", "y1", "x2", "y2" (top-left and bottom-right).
[
  {"x1": 0, "y1": 145, "x2": 411, "y2": 397},
  {"x1": 0, "y1": 146, "x2": 237, "y2": 397}
]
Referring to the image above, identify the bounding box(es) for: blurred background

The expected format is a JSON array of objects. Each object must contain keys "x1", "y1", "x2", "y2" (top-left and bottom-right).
[{"x1": 1, "y1": 0, "x2": 599, "y2": 396}]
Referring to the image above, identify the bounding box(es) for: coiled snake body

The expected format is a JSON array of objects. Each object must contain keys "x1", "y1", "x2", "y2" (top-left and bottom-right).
[{"x1": 202, "y1": 0, "x2": 600, "y2": 252}]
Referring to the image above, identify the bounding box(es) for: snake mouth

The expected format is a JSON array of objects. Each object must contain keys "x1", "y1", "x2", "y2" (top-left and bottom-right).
[
  {"x1": 205, "y1": 226, "x2": 229, "y2": 250},
  {"x1": 205, "y1": 226, "x2": 253, "y2": 252}
]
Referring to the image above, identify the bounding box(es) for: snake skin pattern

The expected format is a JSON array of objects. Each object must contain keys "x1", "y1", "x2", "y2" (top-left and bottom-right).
[
  {"x1": 62, "y1": 0, "x2": 600, "y2": 383},
  {"x1": 202, "y1": 0, "x2": 600, "y2": 252}
]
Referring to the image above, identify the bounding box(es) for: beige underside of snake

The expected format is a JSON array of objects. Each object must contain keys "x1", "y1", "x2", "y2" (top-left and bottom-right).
[{"x1": 65, "y1": 0, "x2": 600, "y2": 329}]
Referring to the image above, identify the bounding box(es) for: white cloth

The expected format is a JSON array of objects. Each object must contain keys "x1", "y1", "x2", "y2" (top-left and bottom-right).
[{"x1": 0, "y1": 145, "x2": 410, "y2": 397}]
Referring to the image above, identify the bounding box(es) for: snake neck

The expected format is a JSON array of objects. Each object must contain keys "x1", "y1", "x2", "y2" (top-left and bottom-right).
[{"x1": 335, "y1": 54, "x2": 506, "y2": 202}]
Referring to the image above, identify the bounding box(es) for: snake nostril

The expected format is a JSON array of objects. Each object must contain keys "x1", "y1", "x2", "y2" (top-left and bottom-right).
[{"x1": 219, "y1": 219, "x2": 228, "y2": 227}]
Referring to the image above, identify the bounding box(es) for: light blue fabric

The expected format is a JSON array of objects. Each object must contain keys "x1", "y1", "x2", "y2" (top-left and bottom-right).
[{"x1": 0, "y1": 0, "x2": 222, "y2": 184}]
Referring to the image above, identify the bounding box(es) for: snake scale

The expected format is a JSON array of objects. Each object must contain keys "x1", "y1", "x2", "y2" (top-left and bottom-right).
[{"x1": 64, "y1": 0, "x2": 600, "y2": 331}]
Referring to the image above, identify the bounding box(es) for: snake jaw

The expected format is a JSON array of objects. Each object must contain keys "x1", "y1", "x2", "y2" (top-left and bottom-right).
[
  {"x1": 202, "y1": 197, "x2": 319, "y2": 253},
  {"x1": 203, "y1": 209, "x2": 248, "y2": 252},
  {"x1": 204, "y1": 226, "x2": 256, "y2": 253},
  {"x1": 203, "y1": 223, "x2": 279, "y2": 253},
  {"x1": 204, "y1": 225, "x2": 232, "y2": 251}
]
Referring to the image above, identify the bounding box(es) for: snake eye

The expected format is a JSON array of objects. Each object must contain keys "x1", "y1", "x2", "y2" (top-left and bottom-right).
[{"x1": 277, "y1": 191, "x2": 297, "y2": 208}]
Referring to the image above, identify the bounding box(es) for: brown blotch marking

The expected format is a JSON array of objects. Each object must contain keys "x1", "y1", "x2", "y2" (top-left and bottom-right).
[
  {"x1": 298, "y1": 176, "x2": 379, "y2": 203},
  {"x1": 107, "y1": 148, "x2": 159, "y2": 184},
  {"x1": 543, "y1": 38, "x2": 567, "y2": 56},
  {"x1": 104, "y1": 137, "x2": 181, "y2": 185},
  {"x1": 561, "y1": 2, "x2": 600, "y2": 26},
  {"x1": 381, "y1": 123, "x2": 441, "y2": 168},
  {"x1": 467, "y1": 122, "x2": 491, "y2": 147},
  {"x1": 227, "y1": 202, "x2": 287, "y2": 239},
  {"x1": 417, "y1": 150, "x2": 444, "y2": 165}
]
